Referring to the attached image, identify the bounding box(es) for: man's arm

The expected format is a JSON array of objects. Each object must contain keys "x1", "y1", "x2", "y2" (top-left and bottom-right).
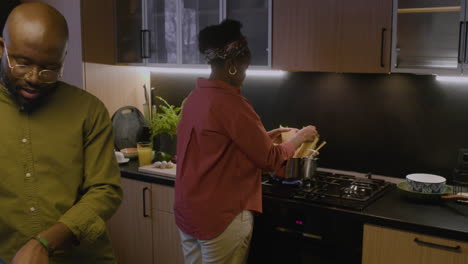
[{"x1": 58, "y1": 99, "x2": 123, "y2": 244}]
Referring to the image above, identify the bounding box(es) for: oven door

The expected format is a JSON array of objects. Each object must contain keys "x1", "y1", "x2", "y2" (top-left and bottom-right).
[{"x1": 248, "y1": 197, "x2": 363, "y2": 264}]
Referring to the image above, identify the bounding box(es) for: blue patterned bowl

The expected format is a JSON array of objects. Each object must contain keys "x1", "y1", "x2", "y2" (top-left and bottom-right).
[{"x1": 406, "y1": 173, "x2": 446, "y2": 193}]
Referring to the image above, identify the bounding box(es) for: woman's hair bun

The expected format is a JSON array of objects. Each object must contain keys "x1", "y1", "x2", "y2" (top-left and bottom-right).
[{"x1": 198, "y1": 19, "x2": 243, "y2": 54}]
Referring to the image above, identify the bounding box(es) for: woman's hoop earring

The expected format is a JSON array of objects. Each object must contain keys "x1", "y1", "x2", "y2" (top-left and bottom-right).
[{"x1": 229, "y1": 65, "x2": 237, "y2": 75}]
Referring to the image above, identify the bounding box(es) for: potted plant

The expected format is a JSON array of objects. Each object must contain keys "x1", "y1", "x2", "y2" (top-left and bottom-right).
[{"x1": 149, "y1": 96, "x2": 184, "y2": 156}]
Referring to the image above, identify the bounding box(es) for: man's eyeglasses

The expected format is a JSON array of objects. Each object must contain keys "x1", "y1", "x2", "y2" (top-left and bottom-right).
[{"x1": 3, "y1": 46, "x2": 63, "y2": 84}]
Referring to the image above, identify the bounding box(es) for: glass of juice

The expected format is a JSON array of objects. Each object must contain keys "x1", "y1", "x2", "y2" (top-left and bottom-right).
[{"x1": 137, "y1": 142, "x2": 153, "y2": 167}]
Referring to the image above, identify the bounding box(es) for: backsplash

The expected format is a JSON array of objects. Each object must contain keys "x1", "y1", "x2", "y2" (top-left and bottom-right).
[{"x1": 151, "y1": 71, "x2": 468, "y2": 179}]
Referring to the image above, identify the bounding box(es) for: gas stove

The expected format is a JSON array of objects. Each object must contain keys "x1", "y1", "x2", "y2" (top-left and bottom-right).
[{"x1": 262, "y1": 170, "x2": 394, "y2": 211}]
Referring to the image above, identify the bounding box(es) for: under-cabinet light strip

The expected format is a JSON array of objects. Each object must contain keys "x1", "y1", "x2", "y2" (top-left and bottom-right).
[
  {"x1": 146, "y1": 67, "x2": 286, "y2": 77},
  {"x1": 435, "y1": 76, "x2": 468, "y2": 83}
]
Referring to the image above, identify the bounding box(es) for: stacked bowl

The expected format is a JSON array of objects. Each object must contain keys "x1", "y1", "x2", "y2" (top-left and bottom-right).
[{"x1": 406, "y1": 173, "x2": 446, "y2": 194}]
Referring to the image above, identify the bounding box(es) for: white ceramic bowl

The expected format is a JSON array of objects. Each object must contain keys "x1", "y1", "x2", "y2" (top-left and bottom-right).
[{"x1": 406, "y1": 173, "x2": 446, "y2": 193}]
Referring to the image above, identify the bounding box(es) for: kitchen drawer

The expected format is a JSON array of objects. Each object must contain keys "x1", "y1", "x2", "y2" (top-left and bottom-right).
[{"x1": 363, "y1": 224, "x2": 468, "y2": 264}]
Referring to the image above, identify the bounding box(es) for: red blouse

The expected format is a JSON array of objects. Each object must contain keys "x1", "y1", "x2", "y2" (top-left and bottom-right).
[{"x1": 174, "y1": 78, "x2": 295, "y2": 239}]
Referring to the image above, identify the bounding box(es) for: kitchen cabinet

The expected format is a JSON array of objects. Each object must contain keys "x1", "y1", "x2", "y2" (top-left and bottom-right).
[
  {"x1": 151, "y1": 184, "x2": 184, "y2": 264},
  {"x1": 81, "y1": 0, "x2": 116, "y2": 64},
  {"x1": 114, "y1": 0, "x2": 271, "y2": 67},
  {"x1": 107, "y1": 177, "x2": 153, "y2": 264},
  {"x1": 107, "y1": 178, "x2": 183, "y2": 264},
  {"x1": 362, "y1": 224, "x2": 468, "y2": 264},
  {"x1": 272, "y1": 0, "x2": 392, "y2": 73},
  {"x1": 115, "y1": 0, "x2": 144, "y2": 64},
  {"x1": 391, "y1": 0, "x2": 467, "y2": 75}
]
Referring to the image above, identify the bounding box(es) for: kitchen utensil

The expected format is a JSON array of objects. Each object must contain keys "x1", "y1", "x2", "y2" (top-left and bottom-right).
[
  {"x1": 302, "y1": 156, "x2": 318, "y2": 180},
  {"x1": 295, "y1": 135, "x2": 320, "y2": 158},
  {"x1": 440, "y1": 194, "x2": 468, "y2": 201},
  {"x1": 406, "y1": 173, "x2": 446, "y2": 193},
  {"x1": 315, "y1": 141, "x2": 327, "y2": 152},
  {"x1": 111, "y1": 106, "x2": 147, "y2": 150},
  {"x1": 294, "y1": 141, "x2": 311, "y2": 158},
  {"x1": 143, "y1": 84, "x2": 151, "y2": 122},
  {"x1": 397, "y1": 181, "x2": 452, "y2": 202},
  {"x1": 284, "y1": 158, "x2": 302, "y2": 180},
  {"x1": 115, "y1": 151, "x2": 129, "y2": 163},
  {"x1": 120, "y1": 148, "x2": 138, "y2": 159},
  {"x1": 284, "y1": 156, "x2": 318, "y2": 181},
  {"x1": 306, "y1": 149, "x2": 319, "y2": 158}
]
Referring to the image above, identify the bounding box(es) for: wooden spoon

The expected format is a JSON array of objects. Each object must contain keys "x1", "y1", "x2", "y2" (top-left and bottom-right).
[{"x1": 440, "y1": 194, "x2": 468, "y2": 201}]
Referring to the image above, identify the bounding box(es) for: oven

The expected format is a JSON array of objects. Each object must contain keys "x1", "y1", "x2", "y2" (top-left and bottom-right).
[{"x1": 248, "y1": 171, "x2": 394, "y2": 264}]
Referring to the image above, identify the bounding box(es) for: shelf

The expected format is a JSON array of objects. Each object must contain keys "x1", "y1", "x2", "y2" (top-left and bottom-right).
[{"x1": 398, "y1": 6, "x2": 460, "y2": 14}]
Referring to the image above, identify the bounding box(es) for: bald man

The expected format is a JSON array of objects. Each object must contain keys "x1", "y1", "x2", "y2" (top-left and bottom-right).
[{"x1": 0, "y1": 3, "x2": 122, "y2": 264}]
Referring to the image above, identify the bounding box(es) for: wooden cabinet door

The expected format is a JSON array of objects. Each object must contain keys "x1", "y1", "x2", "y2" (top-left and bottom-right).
[
  {"x1": 108, "y1": 177, "x2": 153, "y2": 264},
  {"x1": 272, "y1": 0, "x2": 392, "y2": 73},
  {"x1": 338, "y1": 0, "x2": 392, "y2": 73},
  {"x1": 81, "y1": 0, "x2": 116, "y2": 64},
  {"x1": 152, "y1": 211, "x2": 184, "y2": 264},
  {"x1": 272, "y1": 0, "x2": 340, "y2": 71},
  {"x1": 151, "y1": 184, "x2": 184, "y2": 264},
  {"x1": 363, "y1": 224, "x2": 468, "y2": 264}
]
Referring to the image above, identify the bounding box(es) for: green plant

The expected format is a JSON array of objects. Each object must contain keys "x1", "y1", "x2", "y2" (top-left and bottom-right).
[{"x1": 149, "y1": 96, "x2": 184, "y2": 138}]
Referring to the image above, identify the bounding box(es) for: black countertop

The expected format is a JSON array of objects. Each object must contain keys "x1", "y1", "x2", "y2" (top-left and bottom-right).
[
  {"x1": 363, "y1": 187, "x2": 468, "y2": 241},
  {"x1": 119, "y1": 162, "x2": 468, "y2": 242}
]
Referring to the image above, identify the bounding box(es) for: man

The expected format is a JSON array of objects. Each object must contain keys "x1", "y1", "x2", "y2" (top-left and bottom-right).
[{"x1": 0, "y1": 3, "x2": 122, "y2": 264}]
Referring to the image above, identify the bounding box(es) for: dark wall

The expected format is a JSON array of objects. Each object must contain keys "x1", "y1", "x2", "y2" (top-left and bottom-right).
[
  {"x1": 151, "y1": 72, "x2": 468, "y2": 179},
  {"x1": 0, "y1": 0, "x2": 20, "y2": 36}
]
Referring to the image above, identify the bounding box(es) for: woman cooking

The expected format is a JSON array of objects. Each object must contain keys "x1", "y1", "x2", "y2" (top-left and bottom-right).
[{"x1": 174, "y1": 19, "x2": 318, "y2": 263}]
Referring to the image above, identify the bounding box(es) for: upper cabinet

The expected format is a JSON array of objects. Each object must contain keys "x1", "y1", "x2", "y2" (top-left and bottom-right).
[
  {"x1": 115, "y1": 0, "x2": 144, "y2": 64},
  {"x1": 114, "y1": 0, "x2": 271, "y2": 67},
  {"x1": 272, "y1": 0, "x2": 392, "y2": 73},
  {"x1": 226, "y1": 0, "x2": 271, "y2": 66},
  {"x1": 392, "y1": 0, "x2": 466, "y2": 75}
]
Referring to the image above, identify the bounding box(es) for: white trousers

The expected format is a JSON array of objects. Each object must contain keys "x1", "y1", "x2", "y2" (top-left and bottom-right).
[{"x1": 178, "y1": 210, "x2": 254, "y2": 264}]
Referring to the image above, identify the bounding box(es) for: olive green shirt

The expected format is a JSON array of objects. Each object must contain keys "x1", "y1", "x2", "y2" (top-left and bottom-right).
[{"x1": 0, "y1": 82, "x2": 123, "y2": 263}]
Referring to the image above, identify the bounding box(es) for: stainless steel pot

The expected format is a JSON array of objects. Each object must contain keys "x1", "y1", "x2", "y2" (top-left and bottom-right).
[{"x1": 284, "y1": 156, "x2": 318, "y2": 181}]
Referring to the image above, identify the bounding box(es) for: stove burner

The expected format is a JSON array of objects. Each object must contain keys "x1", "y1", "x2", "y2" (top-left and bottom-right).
[
  {"x1": 262, "y1": 171, "x2": 394, "y2": 210},
  {"x1": 282, "y1": 180, "x2": 302, "y2": 185},
  {"x1": 342, "y1": 182, "x2": 374, "y2": 199}
]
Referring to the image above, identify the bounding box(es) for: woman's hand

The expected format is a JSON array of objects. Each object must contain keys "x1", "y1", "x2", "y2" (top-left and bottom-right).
[
  {"x1": 296, "y1": 126, "x2": 318, "y2": 142},
  {"x1": 289, "y1": 126, "x2": 318, "y2": 149},
  {"x1": 268, "y1": 127, "x2": 298, "y2": 145}
]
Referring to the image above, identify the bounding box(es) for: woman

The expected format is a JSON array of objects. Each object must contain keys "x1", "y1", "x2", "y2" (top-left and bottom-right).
[{"x1": 175, "y1": 19, "x2": 318, "y2": 264}]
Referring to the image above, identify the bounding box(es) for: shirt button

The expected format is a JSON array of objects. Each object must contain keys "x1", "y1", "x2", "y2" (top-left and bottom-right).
[
  {"x1": 30, "y1": 207, "x2": 36, "y2": 212},
  {"x1": 26, "y1": 173, "x2": 32, "y2": 177},
  {"x1": 22, "y1": 138, "x2": 28, "y2": 143}
]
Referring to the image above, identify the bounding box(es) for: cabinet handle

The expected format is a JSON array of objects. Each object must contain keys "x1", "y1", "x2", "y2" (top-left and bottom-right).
[
  {"x1": 465, "y1": 22, "x2": 468, "y2": 64},
  {"x1": 458, "y1": 22, "x2": 464, "y2": 63},
  {"x1": 380, "y1": 28, "x2": 386, "y2": 68},
  {"x1": 144, "y1": 30, "x2": 151, "y2": 59},
  {"x1": 140, "y1": 30, "x2": 150, "y2": 59},
  {"x1": 414, "y1": 238, "x2": 461, "y2": 252},
  {"x1": 142, "y1": 187, "x2": 150, "y2": 217},
  {"x1": 275, "y1": 227, "x2": 322, "y2": 241}
]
